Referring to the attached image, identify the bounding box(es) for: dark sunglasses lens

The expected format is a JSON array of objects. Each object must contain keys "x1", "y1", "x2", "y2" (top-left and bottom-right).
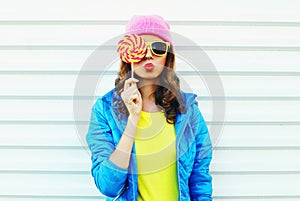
[{"x1": 151, "y1": 42, "x2": 168, "y2": 55}]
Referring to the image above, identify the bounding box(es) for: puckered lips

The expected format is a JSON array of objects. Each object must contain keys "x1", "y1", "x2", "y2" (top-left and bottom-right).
[{"x1": 144, "y1": 63, "x2": 155, "y2": 71}]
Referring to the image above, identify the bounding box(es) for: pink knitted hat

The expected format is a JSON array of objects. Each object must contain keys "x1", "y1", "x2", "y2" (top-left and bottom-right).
[{"x1": 125, "y1": 15, "x2": 173, "y2": 45}]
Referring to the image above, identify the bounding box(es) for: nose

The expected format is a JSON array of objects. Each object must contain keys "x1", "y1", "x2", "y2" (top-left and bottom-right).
[{"x1": 144, "y1": 46, "x2": 153, "y2": 60}]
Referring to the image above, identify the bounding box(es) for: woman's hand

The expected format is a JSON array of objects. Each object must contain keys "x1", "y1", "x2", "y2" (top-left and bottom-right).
[
  {"x1": 109, "y1": 78, "x2": 142, "y2": 167},
  {"x1": 121, "y1": 78, "x2": 142, "y2": 121}
]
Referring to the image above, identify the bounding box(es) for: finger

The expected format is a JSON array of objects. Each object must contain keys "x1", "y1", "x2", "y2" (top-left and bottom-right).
[
  {"x1": 126, "y1": 78, "x2": 139, "y2": 89},
  {"x1": 124, "y1": 87, "x2": 138, "y2": 97},
  {"x1": 129, "y1": 83, "x2": 139, "y2": 93},
  {"x1": 136, "y1": 93, "x2": 142, "y2": 104},
  {"x1": 124, "y1": 78, "x2": 139, "y2": 89},
  {"x1": 121, "y1": 88, "x2": 138, "y2": 103},
  {"x1": 130, "y1": 93, "x2": 138, "y2": 101}
]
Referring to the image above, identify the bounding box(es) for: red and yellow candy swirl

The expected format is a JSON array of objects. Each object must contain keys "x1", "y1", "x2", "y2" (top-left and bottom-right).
[{"x1": 117, "y1": 34, "x2": 147, "y2": 63}]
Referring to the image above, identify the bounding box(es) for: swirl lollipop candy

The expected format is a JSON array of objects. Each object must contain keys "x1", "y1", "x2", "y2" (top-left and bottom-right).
[{"x1": 117, "y1": 34, "x2": 147, "y2": 78}]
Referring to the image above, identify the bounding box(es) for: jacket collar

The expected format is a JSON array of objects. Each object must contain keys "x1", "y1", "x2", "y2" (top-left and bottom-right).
[
  {"x1": 175, "y1": 91, "x2": 197, "y2": 139},
  {"x1": 101, "y1": 88, "x2": 197, "y2": 135}
]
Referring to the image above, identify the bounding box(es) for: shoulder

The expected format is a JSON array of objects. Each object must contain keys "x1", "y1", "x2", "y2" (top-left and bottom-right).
[
  {"x1": 180, "y1": 90, "x2": 198, "y2": 108},
  {"x1": 96, "y1": 89, "x2": 115, "y2": 103},
  {"x1": 93, "y1": 89, "x2": 116, "y2": 111},
  {"x1": 180, "y1": 90, "x2": 206, "y2": 121}
]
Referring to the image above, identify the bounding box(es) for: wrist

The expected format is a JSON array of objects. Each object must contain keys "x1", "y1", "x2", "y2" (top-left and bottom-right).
[
  {"x1": 123, "y1": 115, "x2": 140, "y2": 139},
  {"x1": 128, "y1": 114, "x2": 140, "y2": 125}
]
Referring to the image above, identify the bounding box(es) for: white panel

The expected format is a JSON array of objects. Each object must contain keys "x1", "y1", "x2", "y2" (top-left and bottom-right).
[
  {"x1": 200, "y1": 101, "x2": 300, "y2": 122},
  {"x1": 0, "y1": 199, "x2": 104, "y2": 201},
  {"x1": 0, "y1": 125, "x2": 85, "y2": 146},
  {"x1": 1, "y1": 125, "x2": 299, "y2": 147},
  {"x1": 1, "y1": 148, "x2": 300, "y2": 172},
  {"x1": 0, "y1": 149, "x2": 90, "y2": 171},
  {"x1": 217, "y1": 125, "x2": 300, "y2": 147},
  {"x1": 199, "y1": 101, "x2": 300, "y2": 122},
  {"x1": 1, "y1": 50, "x2": 300, "y2": 72},
  {"x1": 6, "y1": 197, "x2": 300, "y2": 201},
  {"x1": 0, "y1": 99, "x2": 299, "y2": 122},
  {"x1": 173, "y1": 26, "x2": 300, "y2": 47},
  {"x1": 0, "y1": 25, "x2": 300, "y2": 46},
  {"x1": 0, "y1": 0, "x2": 299, "y2": 21},
  {"x1": 182, "y1": 75, "x2": 300, "y2": 97},
  {"x1": 211, "y1": 150, "x2": 300, "y2": 171},
  {"x1": 213, "y1": 174, "x2": 300, "y2": 196},
  {"x1": 0, "y1": 25, "x2": 122, "y2": 45},
  {"x1": 2, "y1": 147, "x2": 300, "y2": 182},
  {"x1": 0, "y1": 0, "x2": 299, "y2": 199},
  {"x1": 0, "y1": 74, "x2": 299, "y2": 97},
  {"x1": 0, "y1": 173, "x2": 101, "y2": 196},
  {"x1": 0, "y1": 50, "x2": 93, "y2": 71},
  {"x1": 214, "y1": 199, "x2": 300, "y2": 201},
  {"x1": 0, "y1": 74, "x2": 115, "y2": 96},
  {"x1": 206, "y1": 51, "x2": 300, "y2": 72},
  {"x1": 0, "y1": 173, "x2": 299, "y2": 196}
]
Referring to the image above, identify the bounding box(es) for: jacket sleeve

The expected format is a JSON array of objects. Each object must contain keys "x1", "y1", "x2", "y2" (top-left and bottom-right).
[
  {"x1": 189, "y1": 101, "x2": 213, "y2": 201},
  {"x1": 86, "y1": 98, "x2": 128, "y2": 197}
]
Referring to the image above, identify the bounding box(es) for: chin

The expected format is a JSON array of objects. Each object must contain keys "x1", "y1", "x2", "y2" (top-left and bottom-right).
[
  {"x1": 136, "y1": 70, "x2": 164, "y2": 79},
  {"x1": 135, "y1": 73, "x2": 162, "y2": 82},
  {"x1": 140, "y1": 75, "x2": 159, "y2": 80}
]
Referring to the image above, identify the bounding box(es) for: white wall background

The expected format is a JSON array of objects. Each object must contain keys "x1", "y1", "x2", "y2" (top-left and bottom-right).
[{"x1": 0, "y1": 0, "x2": 300, "y2": 200}]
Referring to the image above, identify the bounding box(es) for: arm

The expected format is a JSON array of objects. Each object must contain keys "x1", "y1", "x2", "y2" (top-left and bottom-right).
[
  {"x1": 86, "y1": 99, "x2": 129, "y2": 197},
  {"x1": 110, "y1": 78, "x2": 142, "y2": 168},
  {"x1": 109, "y1": 115, "x2": 139, "y2": 168},
  {"x1": 86, "y1": 79, "x2": 142, "y2": 197},
  {"x1": 189, "y1": 102, "x2": 213, "y2": 201}
]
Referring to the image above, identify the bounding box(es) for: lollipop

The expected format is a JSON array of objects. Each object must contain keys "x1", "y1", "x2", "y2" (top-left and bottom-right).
[{"x1": 117, "y1": 34, "x2": 147, "y2": 78}]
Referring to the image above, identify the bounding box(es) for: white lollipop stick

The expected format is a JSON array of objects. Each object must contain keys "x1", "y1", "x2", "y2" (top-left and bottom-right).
[
  {"x1": 131, "y1": 62, "x2": 137, "y2": 104},
  {"x1": 131, "y1": 62, "x2": 134, "y2": 79}
]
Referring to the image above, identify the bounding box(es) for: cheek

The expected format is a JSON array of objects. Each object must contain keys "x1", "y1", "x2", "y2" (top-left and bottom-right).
[{"x1": 156, "y1": 56, "x2": 167, "y2": 66}]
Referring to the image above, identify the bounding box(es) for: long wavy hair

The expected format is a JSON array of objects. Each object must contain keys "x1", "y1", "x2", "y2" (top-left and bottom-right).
[{"x1": 113, "y1": 46, "x2": 186, "y2": 124}]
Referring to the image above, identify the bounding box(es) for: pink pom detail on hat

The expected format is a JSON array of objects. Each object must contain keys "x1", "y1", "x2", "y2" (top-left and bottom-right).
[{"x1": 125, "y1": 15, "x2": 173, "y2": 46}]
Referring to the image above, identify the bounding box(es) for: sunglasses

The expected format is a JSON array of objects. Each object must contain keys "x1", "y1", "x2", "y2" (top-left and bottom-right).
[{"x1": 145, "y1": 41, "x2": 170, "y2": 56}]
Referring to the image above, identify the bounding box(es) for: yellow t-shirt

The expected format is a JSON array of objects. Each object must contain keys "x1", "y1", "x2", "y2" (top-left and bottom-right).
[{"x1": 135, "y1": 110, "x2": 178, "y2": 201}]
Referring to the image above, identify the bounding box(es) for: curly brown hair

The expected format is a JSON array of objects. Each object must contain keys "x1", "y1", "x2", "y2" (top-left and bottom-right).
[{"x1": 113, "y1": 46, "x2": 186, "y2": 124}]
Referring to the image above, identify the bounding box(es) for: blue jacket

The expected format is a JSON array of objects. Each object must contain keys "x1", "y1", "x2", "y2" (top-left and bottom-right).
[{"x1": 86, "y1": 89, "x2": 212, "y2": 201}]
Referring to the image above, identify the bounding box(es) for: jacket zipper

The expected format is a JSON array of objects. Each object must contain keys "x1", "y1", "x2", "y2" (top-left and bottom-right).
[
  {"x1": 113, "y1": 184, "x2": 129, "y2": 201},
  {"x1": 176, "y1": 113, "x2": 188, "y2": 201},
  {"x1": 177, "y1": 144, "x2": 182, "y2": 201}
]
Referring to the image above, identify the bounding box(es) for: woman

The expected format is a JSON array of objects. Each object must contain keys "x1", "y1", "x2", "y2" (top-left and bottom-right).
[{"x1": 86, "y1": 15, "x2": 212, "y2": 201}]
